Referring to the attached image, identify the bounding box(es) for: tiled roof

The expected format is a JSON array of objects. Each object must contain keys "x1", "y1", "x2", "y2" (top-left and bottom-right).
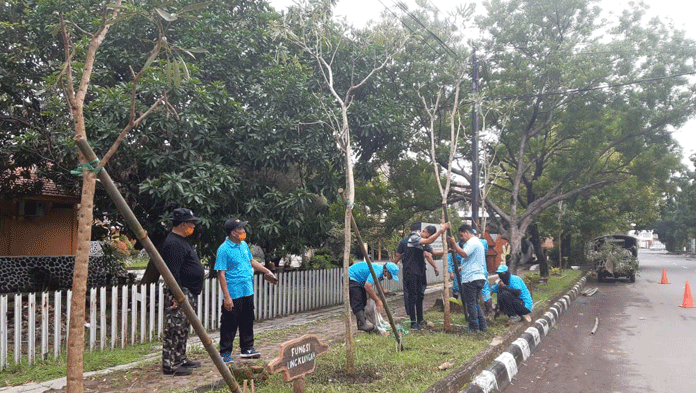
[{"x1": 3, "y1": 166, "x2": 79, "y2": 199}]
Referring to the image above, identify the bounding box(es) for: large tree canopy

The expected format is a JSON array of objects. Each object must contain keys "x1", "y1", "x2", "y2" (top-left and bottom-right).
[
  {"x1": 2, "y1": 0, "x2": 694, "y2": 270},
  {"x1": 443, "y1": 0, "x2": 694, "y2": 272},
  {"x1": 2, "y1": 0, "x2": 344, "y2": 261}
]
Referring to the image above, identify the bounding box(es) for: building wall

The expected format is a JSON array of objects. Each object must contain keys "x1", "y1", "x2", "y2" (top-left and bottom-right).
[
  {"x1": 0, "y1": 198, "x2": 78, "y2": 256},
  {"x1": 0, "y1": 200, "x2": 14, "y2": 255}
]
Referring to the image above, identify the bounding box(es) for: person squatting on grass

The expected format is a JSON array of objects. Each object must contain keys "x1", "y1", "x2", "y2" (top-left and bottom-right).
[
  {"x1": 491, "y1": 265, "x2": 533, "y2": 323},
  {"x1": 216, "y1": 217, "x2": 278, "y2": 364},
  {"x1": 348, "y1": 261, "x2": 400, "y2": 332},
  {"x1": 447, "y1": 224, "x2": 488, "y2": 332},
  {"x1": 394, "y1": 221, "x2": 450, "y2": 331},
  {"x1": 161, "y1": 208, "x2": 205, "y2": 376}
]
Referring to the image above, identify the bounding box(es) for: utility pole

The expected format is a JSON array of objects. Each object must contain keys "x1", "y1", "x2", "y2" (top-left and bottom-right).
[{"x1": 471, "y1": 50, "x2": 480, "y2": 231}]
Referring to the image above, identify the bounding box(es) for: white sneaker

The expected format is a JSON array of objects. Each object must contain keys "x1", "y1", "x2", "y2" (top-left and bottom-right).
[{"x1": 522, "y1": 314, "x2": 532, "y2": 323}]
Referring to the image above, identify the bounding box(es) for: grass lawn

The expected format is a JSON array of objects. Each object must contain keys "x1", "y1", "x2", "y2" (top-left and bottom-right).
[
  {"x1": 207, "y1": 269, "x2": 584, "y2": 393},
  {"x1": 1, "y1": 342, "x2": 160, "y2": 387}
]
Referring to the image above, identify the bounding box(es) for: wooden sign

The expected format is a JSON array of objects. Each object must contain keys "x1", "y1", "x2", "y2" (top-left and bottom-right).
[{"x1": 266, "y1": 334, "x2": 329, "y2": 383}]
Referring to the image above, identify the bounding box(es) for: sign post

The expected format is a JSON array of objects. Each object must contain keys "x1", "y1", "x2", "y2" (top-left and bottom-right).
[{"x1": 267, "y1": 334, "x2": 329, "y2": 393}]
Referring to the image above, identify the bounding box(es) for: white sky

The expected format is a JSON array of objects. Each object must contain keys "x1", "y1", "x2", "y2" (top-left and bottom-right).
[{"x1": 268, "y1": 0, "x2": 696, "y2": 168}]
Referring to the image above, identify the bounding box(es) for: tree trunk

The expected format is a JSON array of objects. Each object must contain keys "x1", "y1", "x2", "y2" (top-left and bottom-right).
[
  {"x1": 342, "y1": 207, "x2": 354, "y2": 374},
  {"x1": 529, "y1": 224, "x2": 548, "y2": 277},
  {"x1": 507, "y1": 225, "x2": 523, "y2": 274},
  {"x1": 441, "y1": 211, "x2": 451, "y2": 331},
  {"x1": 342, "y1": 114, "x2": 355, "y2": 374},
  {"x1": 561, "y1": 234, "x2": 572, "y2": 269},
  {"x1": 66, "y1": 171, "x2": 96, "y2": 393}
]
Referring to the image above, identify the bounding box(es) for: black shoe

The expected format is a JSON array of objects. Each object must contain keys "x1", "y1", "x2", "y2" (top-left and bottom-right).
[
  {"x1": 240, "y1": 348, "x2": 261, "y2": 359},
  {"x1": 357, "y1": 320, "x2": 375, "y2": 332},
  {"x1": 182, "y1": 360, "x2": 201, "y2": 368},
  {"x1": 163, "y1": 366, "x2": 192, "y2": 376},
  {"x1": 355, "y1": 310, "x2": 375, "y2": 332},
  {"x1": 411, "y1": 322, "x2": 423, "y2": 331}
]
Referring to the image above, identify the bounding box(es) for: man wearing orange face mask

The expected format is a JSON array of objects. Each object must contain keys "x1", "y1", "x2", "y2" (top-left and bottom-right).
[
  {"x1": 216, "y1": 217, "x2": 277, "y2": 364},
  {"x1": 160, "y1": 208, "x2": 205, "y2": 376}
]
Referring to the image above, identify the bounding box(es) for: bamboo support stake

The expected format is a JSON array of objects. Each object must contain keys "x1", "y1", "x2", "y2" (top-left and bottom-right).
[
  {"x1": 74, "y1": 139, "x2": 241, "y2": 393},
  {"x1": 442, "y1": 205, "x2": 467, "y2": 325},
  {"x1": 338, "y1": 188, "x2": 403, "y2": 351}
]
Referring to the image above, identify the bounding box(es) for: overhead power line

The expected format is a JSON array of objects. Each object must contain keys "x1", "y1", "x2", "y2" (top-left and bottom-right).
[
  {"x1": 390, "y1": 0, "x2": 461, "y2": 60},
  {"x1": 490, "y1": 70, "x2": 696, "y2": 102}
]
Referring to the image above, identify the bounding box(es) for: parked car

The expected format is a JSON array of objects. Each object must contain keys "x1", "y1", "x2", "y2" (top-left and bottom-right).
[
  {"x1": 649, "y1": 241, "x2": 666, "y2": 251},
  {"x1": 589, "y1": 235, "x2": 639, "y2": 283}
]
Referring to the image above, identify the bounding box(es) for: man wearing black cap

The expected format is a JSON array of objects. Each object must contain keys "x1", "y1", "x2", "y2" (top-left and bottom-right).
[
  {"x1": 394, "y1": 221, "x2": 450, "y2": 331},
  {"x1": 160, "y1": 208, "x2": 205, "y2": 376},
  {"x1": 216, "y1": 217, "x2": 277, "y2": 364}
]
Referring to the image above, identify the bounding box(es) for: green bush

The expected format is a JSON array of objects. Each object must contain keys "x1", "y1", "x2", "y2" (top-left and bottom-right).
[
  {"x1": 305, "y1": 247, "x2": 340, "y2": 269},
  {"x1": 524, "y1": 273, "x2": 541, "y2": 288}
]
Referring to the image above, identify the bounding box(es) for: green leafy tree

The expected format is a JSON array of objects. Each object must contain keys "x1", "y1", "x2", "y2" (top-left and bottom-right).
[
  {"x1": 96, "y1": 1, "x2": 341, "y2": 260},
  {"x1": 536, "y1": 177, "x2": 666, "y2": 265},
  {"x1": 650, "y1": 163, "x2": 696, "y2": 252},
  {"x1": 277, "y1": 0, "x2": 409, "y2": 372},
  {"x1": 451, "y1": 0, "x2": 694, "y2": 273},
  {"x1": 1, "y1": 0, "x2": 344, "y2": 263}
]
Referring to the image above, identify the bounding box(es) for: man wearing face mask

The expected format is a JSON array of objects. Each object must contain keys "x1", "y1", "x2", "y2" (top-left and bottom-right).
[
  {"x1": 490, "y1": 265, "x2": 533, "y2": 323},
  {"x1": 160, "y1": 208, "x2": 205, "y2": 376},
  {"x1": 216, "y1": 217, "x2": 277, "y2": 364}
]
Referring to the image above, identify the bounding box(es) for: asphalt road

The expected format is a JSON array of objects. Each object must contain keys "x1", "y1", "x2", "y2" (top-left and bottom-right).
[{"x1": 504, "y1": 250, "x2": 696, "y2": 393}]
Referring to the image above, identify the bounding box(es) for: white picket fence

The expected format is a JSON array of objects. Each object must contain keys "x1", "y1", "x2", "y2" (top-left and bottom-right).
[{"x1": 0, "y1": 264, "x2": 441, "y2": 369}]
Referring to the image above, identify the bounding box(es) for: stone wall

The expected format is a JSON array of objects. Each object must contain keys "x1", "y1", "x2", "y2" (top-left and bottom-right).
[{"x1": 0, "y1": 255, "x2": 133, "y2": 293}]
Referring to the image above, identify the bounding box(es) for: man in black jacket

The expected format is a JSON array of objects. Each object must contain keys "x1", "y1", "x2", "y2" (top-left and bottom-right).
[{"x1": 160, "y1": 208, "x2": 205, "y2": 376}]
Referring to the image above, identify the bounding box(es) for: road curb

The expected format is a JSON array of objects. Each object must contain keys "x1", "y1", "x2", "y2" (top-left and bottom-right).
[{"x1": 459, "y1": 273, "x2": 589, "y2": 393}]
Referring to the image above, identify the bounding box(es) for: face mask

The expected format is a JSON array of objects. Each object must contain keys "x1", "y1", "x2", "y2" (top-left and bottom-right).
[
  {"x1": 183, "y1": 226, "x2": 194, "y2": 237},
  {"x1": 238, "y1": 232, "x2": 247, "y2": 241},
  {"x1": 499, "y1": 271, "x2": 511, "y2": 285}
]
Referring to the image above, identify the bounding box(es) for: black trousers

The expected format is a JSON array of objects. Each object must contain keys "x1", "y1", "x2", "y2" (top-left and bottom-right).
[
  {"x1": 403, "y1": 273, "x2": 426, "y2": 323},
  {"x1": 219, "y1": 295, "x2": 255, "y2": 355},
  {"x1": 497, "y1": 286, "x2": 531, "y2": 317},
  {"x1": 349, "y1": 280, "x2": 368, "y2": 314}
]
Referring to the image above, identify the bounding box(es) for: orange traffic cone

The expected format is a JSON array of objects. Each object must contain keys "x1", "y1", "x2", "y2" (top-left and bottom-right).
[
  {"x1": 659, "y1": 268, "x2": 670, "y2": 284},
  {"x1": 679, "y1": 281, "x2": 695, "y2": 308}
]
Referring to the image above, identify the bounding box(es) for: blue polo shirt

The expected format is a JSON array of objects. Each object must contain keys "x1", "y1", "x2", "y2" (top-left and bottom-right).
[
  {"x1": 214, "y1": 238, "x2": 254, "y2": 300},
  {"x1": 349, "y1": 261, "x2": 385, "y2": 285}
]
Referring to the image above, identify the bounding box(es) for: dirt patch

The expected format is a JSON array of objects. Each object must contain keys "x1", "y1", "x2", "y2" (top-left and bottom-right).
[{"x1": 327, "y1": 368, "x2": 381, "y2": 384}]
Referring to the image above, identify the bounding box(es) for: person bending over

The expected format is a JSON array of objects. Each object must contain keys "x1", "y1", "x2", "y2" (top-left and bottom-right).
[{"x1": 348, "y1": 261, "x2": 399, "y2": 332}]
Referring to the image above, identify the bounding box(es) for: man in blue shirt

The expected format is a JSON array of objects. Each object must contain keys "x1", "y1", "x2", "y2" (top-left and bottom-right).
[
  {"x1": 491, "y1": 265, "x2": 533, "y2": 323},
  {"x1": 216, "y1": 217, "x2": 277, "y2": 364},
  {"x1": 349, "y1": 261, "x2": 399, "y2": 332},
  {"x1": 473, "y1": 229, "x2": 493, "y2": 316},
  {"x1": 447, "y1": 224, "x2": 487, "y2": 332},
  {"x1": 448, "y1": 231, "x2": 490, "y2": 303},
  {"x1": 447, "y1": 251, "x2": 462, "y2": 299}
]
